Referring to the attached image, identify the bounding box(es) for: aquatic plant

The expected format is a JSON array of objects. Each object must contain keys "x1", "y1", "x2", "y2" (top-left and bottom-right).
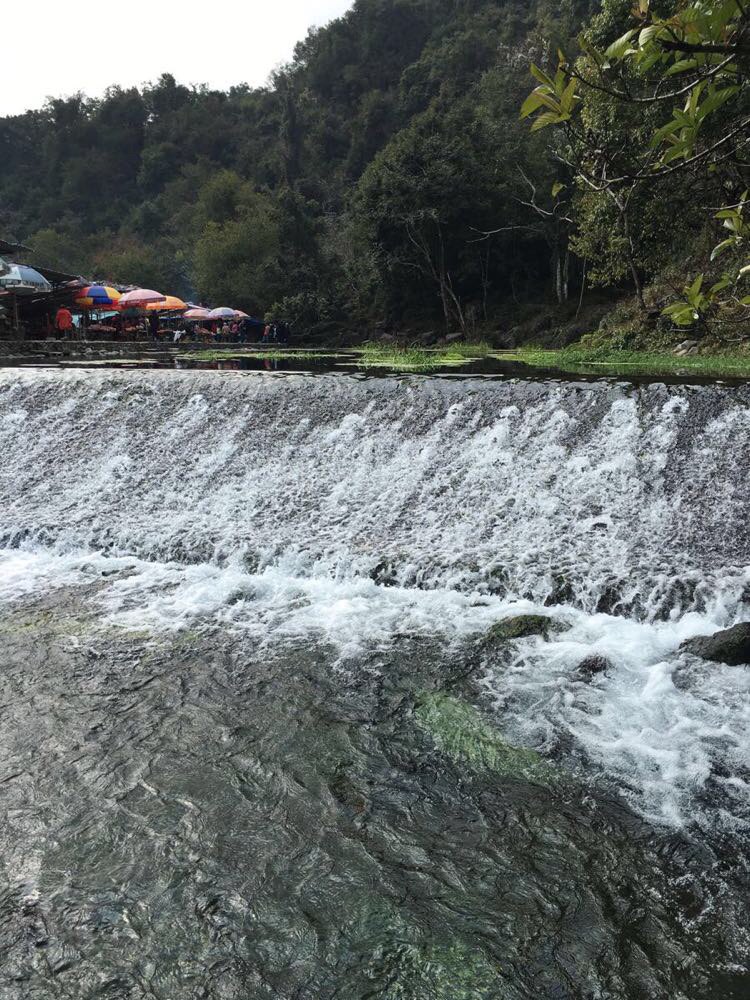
[
  {"x1": 355, "y1": 344, "x2": 485, "y2": 370},
  {"x1": 181, "y1": 349, "x2": 326, "y2": 361},
  {"x1": 414, "y1": 693, "x2": 548, "y2": 779},
  {"x1": 379, "y1": 939, "x2": 504, "y2": 999},
  {"x1": 498, "y1": 346, "x2": 750, "y2": 378}
]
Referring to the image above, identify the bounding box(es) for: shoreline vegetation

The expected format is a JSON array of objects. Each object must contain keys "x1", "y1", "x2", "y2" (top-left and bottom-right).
[
  {"x1": 179, "y1": 341, "x2": 750, "y2": 377},
  {"x1": 497, "y1": 346, "x2": 750, "y2": 379}
]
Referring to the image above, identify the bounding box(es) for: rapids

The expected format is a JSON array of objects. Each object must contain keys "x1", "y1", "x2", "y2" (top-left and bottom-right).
[{"x1": 0, "y1": 368, "x2": 749, "y2": 998}]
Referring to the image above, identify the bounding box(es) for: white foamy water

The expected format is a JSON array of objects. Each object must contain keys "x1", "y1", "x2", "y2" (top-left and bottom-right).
[{"x1": 0, "y1": 368, "x2": 749, "y2": 830}]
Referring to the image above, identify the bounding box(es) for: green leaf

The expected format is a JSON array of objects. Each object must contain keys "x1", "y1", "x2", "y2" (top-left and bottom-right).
[
  {"x1": 639, "y1": 24, "x2": 661, "y2": 46},
  {"x1": 711, "y1": 238, "x2": 738, "y2": 261},
  {"x1": 530, "y1": 64, "x2": 555, "y2": 89},
  {"x1": 530, "y1": 110, "x2": 567, "y2": 132},
  {"x1": 661, "y1": 142, "x2": 689, "y2": 164},
  {"x1": 665, "y1": 58, "x2": 699, "y2": 76},
  {"x1": 637, "y1": 51, "x2": 663, "y2": 73},
  {"x1": 520, "y1": 91, "x2": 546, "y2": 119},
  {"x1": 605, "y1": 29, "x2": 637, "y2": 60},
  {"x1": 686, "y1": 81, "x2": 704, "y2": 118},
  {"x1": 663, "y1": 302, "x2": 697, "y2": 326},
  {"x1": 521, "y1": 86, "x2": 565, "y2": 120},
  {"x1": 551, "y1": 182, "x2": 566, "y2": 198},
  {"x1": 560, "y1": 78, "x2": 579, "y2": 114},
  {"x1": 651, "y1": 119, "x2": 683, "y2": 145},
  {"x1": 696, "y1": 86, "x2": 739, "y2": 121}
]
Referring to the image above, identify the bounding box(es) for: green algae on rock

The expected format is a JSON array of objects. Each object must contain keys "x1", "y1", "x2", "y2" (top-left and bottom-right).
[
  {"x1": 414, "y1": 693, "x2": 549, "y2": 780},
  {"x1": 378, "y1": 939, "x2": 504, "y2": 999},
  {"x1": 486, "y1": 614, "x2": 567, "y2": 643}
]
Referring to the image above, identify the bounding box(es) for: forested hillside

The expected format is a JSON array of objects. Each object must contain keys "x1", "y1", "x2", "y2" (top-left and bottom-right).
[{"x1": 1, "y1": 0, "x2": 746, "y2": 342}]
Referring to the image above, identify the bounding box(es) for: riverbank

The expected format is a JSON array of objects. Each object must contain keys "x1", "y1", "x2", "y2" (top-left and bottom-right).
[
  {"x1": 3, "y1": 338, "x2": 750, "y2": 382},
  {"x1": 495, "y1": 345, "x2": 750, "y2": 378}
]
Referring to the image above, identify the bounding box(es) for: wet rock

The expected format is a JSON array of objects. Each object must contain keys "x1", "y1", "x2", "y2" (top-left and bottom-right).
[
  {"x1": 414, "y1": 693, "x2": 551, "y2": 780},
  {"x1": 680, "y1": 622, "x2": 750, "y2": 666},
  {"x1": 577, "y1": 654, "x2": 612, "y2": 678},
  {"x1": 673, "y1": 339, "x2": 699, "y2": 356},
  {"x1": 486, "y1": 614, "x2": 567, "y2": 643},
  {"x1": 545, "y1": 574, "x2": 575, "y2": 606}
]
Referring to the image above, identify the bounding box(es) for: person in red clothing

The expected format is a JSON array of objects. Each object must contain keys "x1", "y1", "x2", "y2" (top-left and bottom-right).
[{"x1": 54, "y1": 306, "x2": 74, "y2": 339}]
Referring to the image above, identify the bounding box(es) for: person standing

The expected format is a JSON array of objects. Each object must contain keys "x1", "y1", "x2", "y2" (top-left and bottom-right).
[
  {"x1": 54, "y1": 305, "x2": 74, "y2": 339},
  {"x1": 149, "y1": 312, "x2": 160, "y2": 341}
]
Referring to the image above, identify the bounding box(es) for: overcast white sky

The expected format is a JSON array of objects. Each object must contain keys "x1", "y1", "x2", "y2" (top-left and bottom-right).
[{"x1": 1, "y1": 0, "x2": 355, "y2": 116}]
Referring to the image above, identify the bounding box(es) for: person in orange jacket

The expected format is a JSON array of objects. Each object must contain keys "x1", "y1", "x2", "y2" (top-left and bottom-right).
[{"x1": 54, "y1": 306, "x2": 74, "y2": 339}]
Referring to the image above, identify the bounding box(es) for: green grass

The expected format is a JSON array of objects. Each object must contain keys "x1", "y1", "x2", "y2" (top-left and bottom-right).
[
  {"x1": 180, "y1": 349, "x2": 329, "y2": 361},
  {"x1": 496, "y1": 345, "x2": 750, "y2": 378},
  {"x1": 355, "y1": 342, "x2": 490, "y2": 369},
  {"x1": 439, "y1": 339, "x2": 494, "y2": 357}
]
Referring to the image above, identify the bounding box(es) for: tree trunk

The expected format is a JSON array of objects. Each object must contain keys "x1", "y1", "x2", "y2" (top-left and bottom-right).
[{"x1": 613, "y1": 193, "x2": 646, "y2": 311}]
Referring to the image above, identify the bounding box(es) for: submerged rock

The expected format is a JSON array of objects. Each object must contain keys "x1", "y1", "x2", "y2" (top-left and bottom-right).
[
  {"x1": 486, "y1": 614, "x2": 566, "y2": 643},
  {"x1": 680, "y1": 622, "x2": 750, "y2": 666},
  {"x1": 577, "y1": 654, "x2": 612, "y2": 678},
  {"x1": 414, "y1": 693, "x2": 550, "y2": 780}
]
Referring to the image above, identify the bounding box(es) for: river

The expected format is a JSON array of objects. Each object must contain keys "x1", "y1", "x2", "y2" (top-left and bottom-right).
[{"x1": 0, "y1": 368, "x2": 748, "y2": 998}]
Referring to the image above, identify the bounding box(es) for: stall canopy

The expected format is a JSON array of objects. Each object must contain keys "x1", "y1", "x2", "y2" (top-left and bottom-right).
[{"x1": 0, "y1": 264, "x2": 53, "y2": 295}]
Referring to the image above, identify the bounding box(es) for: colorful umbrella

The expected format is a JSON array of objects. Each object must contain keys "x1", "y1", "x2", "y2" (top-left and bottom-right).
[
  {"x1": 233, "y1": 310, "x2": 249, "y2": 319},
  {"x1": 145, "y1": 295, "x2": 187, "y2": 312},
  {"x1": 119, "y1": 288, "x2": 165, "y2": 308},
  {"x1": 184, "y1": 307, "x2": 212, "y2": 321},
  {"x1": 74, "y1": 284, "x2": 121, "y2": 309},
  {"x1": 208, "y1": 307, "x2": 235, "y2": 319}
]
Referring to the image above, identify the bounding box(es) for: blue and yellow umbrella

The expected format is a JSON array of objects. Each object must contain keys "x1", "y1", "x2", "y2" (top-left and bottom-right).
[{"x1": 74, "y1": 285, "x2": 121, "y2": 309}]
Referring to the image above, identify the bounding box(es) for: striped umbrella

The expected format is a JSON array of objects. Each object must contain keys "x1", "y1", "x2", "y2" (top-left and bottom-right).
[
  {"x1": 119, "y1": 288, "x2": 165, "y2": 308},
  {"x1": 74, "y1": 284, "x2": 121, "y2": 309},
  {"x1": 145, "y1": 295, "x2": 187, "y2": 312}
]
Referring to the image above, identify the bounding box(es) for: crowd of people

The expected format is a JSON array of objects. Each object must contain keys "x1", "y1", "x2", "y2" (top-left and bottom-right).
[{"x1": 52, "y1": 306, "x2": 292, "y2": 346}]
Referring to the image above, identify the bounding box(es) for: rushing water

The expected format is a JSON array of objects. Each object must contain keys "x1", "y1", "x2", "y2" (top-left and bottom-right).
[{"x1": 0, "y1": 368, "x2": 749, "y2": 999}]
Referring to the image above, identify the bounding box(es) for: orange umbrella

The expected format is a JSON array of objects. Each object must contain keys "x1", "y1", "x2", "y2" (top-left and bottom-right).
[{"x1": 145, "y1": 295, "x2": 187, "y2": 312}]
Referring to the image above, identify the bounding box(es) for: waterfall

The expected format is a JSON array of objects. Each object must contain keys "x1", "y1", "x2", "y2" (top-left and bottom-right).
[
  {"x1": 1, "y1": 368, "x2": 749, "y2": 829},
  {"x1": 1, "y1": 369, "x2": 748, "y2": 611}
]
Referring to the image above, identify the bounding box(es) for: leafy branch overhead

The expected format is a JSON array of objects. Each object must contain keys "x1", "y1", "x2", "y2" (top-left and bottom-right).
[{"x1": 521, "y1": 0, "x2": 750, "y2": 327}]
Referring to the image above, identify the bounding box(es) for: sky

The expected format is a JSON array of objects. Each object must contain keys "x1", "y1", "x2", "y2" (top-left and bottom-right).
[{"x1": 1, "y1": 0, "x2": 355, "y2": 117}]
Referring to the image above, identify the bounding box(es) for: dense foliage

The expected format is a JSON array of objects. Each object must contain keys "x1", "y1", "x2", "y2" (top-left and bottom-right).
[
  {"x1": 3, "y1": 0, "x2": 744, "y2": 339},
  {"x1": 522, "y1": 0, "x2": 750, "y2": 336},
  {"x1": 0, "y1": 0, "x2": 600, "y2": 333}
]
